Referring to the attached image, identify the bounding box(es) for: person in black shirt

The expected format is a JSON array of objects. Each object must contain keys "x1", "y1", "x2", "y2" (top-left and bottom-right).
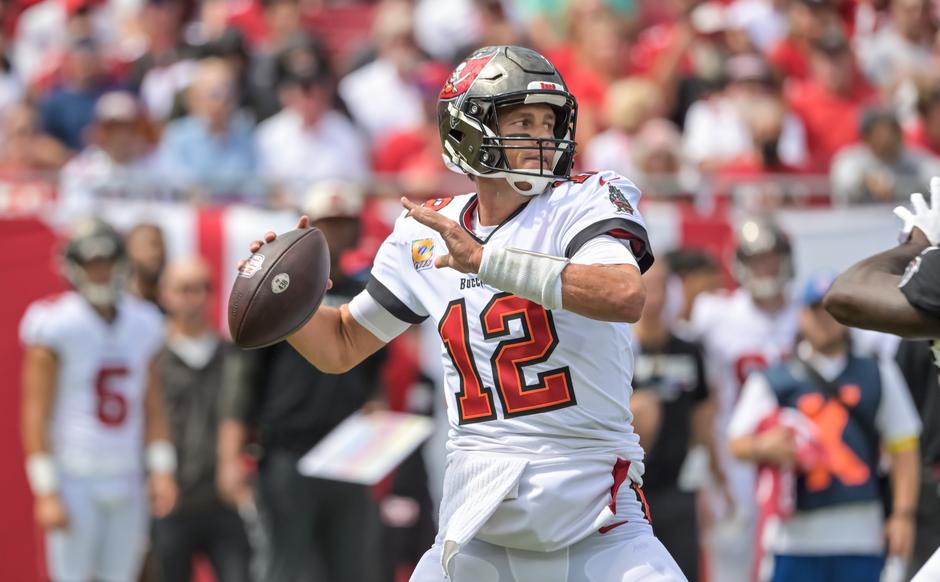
[
  {"x1": 631, "y1": 260, "x2": 726, "y2": 582},
  {"x1": 826, "y1": 182, "x2": 940, "y2": 581},
  {"x1": 217, "y1": 181, "x2": 384, "y2": 582},
  {"x1": 152, "y1": 258, "x2": 251, "y2": 582}
]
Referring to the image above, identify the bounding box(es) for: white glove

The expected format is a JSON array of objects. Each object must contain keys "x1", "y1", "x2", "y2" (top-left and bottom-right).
[{"x1": 893, "y1": 176, "x2": 940, "y2": 245}]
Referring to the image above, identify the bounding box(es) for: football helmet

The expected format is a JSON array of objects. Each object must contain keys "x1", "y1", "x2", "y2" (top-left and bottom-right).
[
  {"x1": 438, "y1": 45, "x2": 578, "y2": 195},
  {"x1": 63, "y1": 218, "x2": 128, "y2": 307},
  {"x1": 733, "y1": 217, "x2": 794, "y2": 300}
]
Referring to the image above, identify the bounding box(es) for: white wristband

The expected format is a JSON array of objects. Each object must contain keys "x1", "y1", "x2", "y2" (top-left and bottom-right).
[
  {"x1": 146, "y1": 440, "x2": 177, "y2": 474},
  {"x1": 26, "y1": 454, "x2": 58, "y2": 495},
  {"x1": 478, "y1": 246, "x2": 568, "y2": 310}
]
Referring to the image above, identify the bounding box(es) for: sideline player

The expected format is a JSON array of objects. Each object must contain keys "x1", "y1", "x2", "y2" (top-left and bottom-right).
[
  {"x1": 20, "y1": 218, "x2": 178, "y2": 581},
  {"x1": 688, "y1": 218, "x2": 800, "y2": 582},
  {"x1": 243, "y1": 45, "x2": 685, "y2": 581},
  {"x1": 825, "y1": 180, "x2": 940, "y2": 582}
]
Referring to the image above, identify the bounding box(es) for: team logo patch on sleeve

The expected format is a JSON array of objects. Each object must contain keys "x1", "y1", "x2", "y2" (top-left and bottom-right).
[
  {"x1": 607, "y1": 183, "x2": 634, "y2": 215},
  {"x1": 412, "y1": 239, "x2": 434, "y2": 271}
]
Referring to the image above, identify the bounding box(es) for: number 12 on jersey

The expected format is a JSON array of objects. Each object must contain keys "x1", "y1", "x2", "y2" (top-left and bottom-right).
[{"x1": 438, "y1": 293, "x2": 576, "y2": 424}]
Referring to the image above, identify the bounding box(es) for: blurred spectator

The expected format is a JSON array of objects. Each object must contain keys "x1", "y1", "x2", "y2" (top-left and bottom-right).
[
  {"x1": 11, "y1": 0, "x2": 117, "y2": 85},
  {"x1": 729, "y1": 272, "x2": 920, "y2": 582},
  {"x1": 0, "y1": 102, "x2": 69, "y2": 179},
  {"x1": 413, "y1": 0, "x2": 482, "y2": 62},
  {"x1": 152, "y1": 257, "x2": 251, "y2": 582},
  {"x1": 0, "y1": 33, "x2": 22, "y2": 116},
  {"x1": 59, "y1": 91, "x2": 164, "y2": 214},
  {"x1": 157, "y1": 57, "x2": 262, "y2": 202},
  {"x1": 545, "y1": 4, "x2": 631, "y2": 140},
  {"x1": 768, "y1": 0, "x2": 841, "y2": 82},
  {"x1": 338, "y1": 0, "x2": 426, "y2": 140},
  {"x1": 194, "y1": 28, "x2": 254, "y2": 115},
  {"x1": 725, "y1": 0, "x2": 788, "y2": 53},
  {"x1": 582, "y1": 78, "x2": 661, "y2": 177},
  {"x1": 858, "y1": 0, "x2": 932, "y2": 91},
  {"x1": 830, "y1": 107, "x2": 940, "y2": 205},
  {"x1": 372, "y1": 60, "x2": 449, "y2": 197},
  {"x1": 468, "y1": 0, "x2": 526, "y2": 53},
  {"x1": 905, "y1": 76, "x2": 940, "y2": 157},
  {"x1": 787, "y1": 31, "x2": 879, "y2": 169},
  {"x1": 518, "y1": 0, "x2": 635, "y2": 51},
  {"x1": 256, "y1": 41, "x2": 368, "y2": 206},
  {"x1": 716, "y1": 95, "x2": 810, "y2": 209},
  {"x1": 39, "y1": 36, "x2": 115, "y2": 151},
  {"x1": 683, "y1": 54, "x2": 806, "y2": 170},
  {"x1": 631, "y1": 118, "x2": 699, "y2": 198},
  {"x1": 126, "y1": 222, "x2": 166, "y2": 306},
  {"x1": 718, "y1": 95, "x2": 804, "y2": 177},
  {"x1": 218, "y1": 182, "x2": 383, "y2": 582},
  {"x1": 630, "y1": 260, "x2": 723, "y2": 582},
  {"x1": 664, "y1": 248, "x2": 723, "y2": 334},
  {"x1": 895, "y1": 339, "x2": 940, "y2": 578},
  {"x1": 241, "y1": 0, "x2": 310, "y2": 121},
  {"x1": 129, "y1": 0, "x2": 194, "y2": 123}
]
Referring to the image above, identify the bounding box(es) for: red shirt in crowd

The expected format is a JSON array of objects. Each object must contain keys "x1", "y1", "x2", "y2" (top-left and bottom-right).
[
  {"x1": 786, "y1": 77, "x2": 879, "y2": 170},
  {"x1": 769, "y1": 38, "x2": 810, "y2": 81},
  {"x1": 904, "y1": 123, "x2": 940, "y2": 158}
]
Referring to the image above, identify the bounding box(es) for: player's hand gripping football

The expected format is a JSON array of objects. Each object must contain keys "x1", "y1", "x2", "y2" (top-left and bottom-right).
[
  {"x1": 401, "y1": 198, "x2": 483, "y2": 273},
  {"x1": 34, "y1": 493, "x2": 69, "y2": 530},
  {"x1": 894, "y1": 176, "x2": 940, "y2": 245},
  {"x1": 238, "y1": 215, "x2": 333, "y2": 290}
]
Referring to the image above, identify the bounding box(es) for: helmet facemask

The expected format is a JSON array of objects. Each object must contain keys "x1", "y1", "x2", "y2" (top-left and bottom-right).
[
  {"x1": 733, "y1": 219, "x2": 794, "y2": 301},
  {"x1": 65, "y1": 258, "x2": 129, "y2": 307},
  {"x1": 63, "y1": 219, "x2": 128, "y2": 308},
  {"x1": 438, "y1": 46, "x2": 579, "y2": 196}
]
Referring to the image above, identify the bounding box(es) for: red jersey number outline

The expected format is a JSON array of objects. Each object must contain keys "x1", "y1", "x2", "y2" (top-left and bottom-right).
[
  {"x1": 439, "y1": 293, "x2": 576, "y2": 424},
  {"x1": 95, "y1": 366, "x2": 129, "y2": 427}
]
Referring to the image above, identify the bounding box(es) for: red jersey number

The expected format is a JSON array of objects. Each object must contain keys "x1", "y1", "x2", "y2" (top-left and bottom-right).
[
  {"x1": 439, "y1": 294, "x2": 576, "y2": 424},
  {"x1": 95, "y1": 366, "x2": 129, "y2": 427}
]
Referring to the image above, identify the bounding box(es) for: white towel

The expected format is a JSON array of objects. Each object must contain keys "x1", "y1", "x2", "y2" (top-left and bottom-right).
[{"x1": 439, "y1": 450, "x2": 529, "y2": 578}]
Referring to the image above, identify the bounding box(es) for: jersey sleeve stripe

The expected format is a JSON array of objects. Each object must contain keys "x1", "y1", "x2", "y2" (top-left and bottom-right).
[
  {"x1": 366, "y1": 276, "x2": 429, "y2": 324},
  {"x1": 564, "y1": 218, "x2": 655, "y2": 274}
]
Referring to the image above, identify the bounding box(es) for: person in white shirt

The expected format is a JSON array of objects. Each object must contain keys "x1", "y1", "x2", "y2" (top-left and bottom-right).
[
  {"x1": 58, "y1": 91, "x2": 164, "y2": 216},
  {"x1": 255, "y1": 38, "x2": 369, "y2": 207},
  {"x1": 729, "y1": 271, "x2": 921, "y2": 582},
  {"x1": 243, "y1": 45, "x2": 685, "y2": 581}
]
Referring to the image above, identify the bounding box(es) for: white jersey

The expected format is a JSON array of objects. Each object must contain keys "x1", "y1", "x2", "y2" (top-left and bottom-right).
[
  {"x1": 367, "y1": 171, "x2": 653, "y2": 459},
  {"x1": 20, "y1": 291, "x2": 165, "y2": 477},
  {"x1": 690, "y1": 289, "x2": 799, "y2": 511},
  {"x1": 354, "y1": 171, "x2": 655, "y2": 552}
]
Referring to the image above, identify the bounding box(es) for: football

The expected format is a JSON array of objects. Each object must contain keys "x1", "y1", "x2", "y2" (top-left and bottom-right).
[{"x1": 228, "y1": 227, "x2": 331, "y2": 349}]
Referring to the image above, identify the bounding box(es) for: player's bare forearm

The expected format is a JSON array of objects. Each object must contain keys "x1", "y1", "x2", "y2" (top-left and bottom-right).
[
  {"x1": 287, "y1": 303, "x2": 386, "y2": 374},
  {"x1": 692, "y1": 400, "x2": 726, "y2": 481},
  {"x1": 561, "y1": 263, "x2": 646, "y2": 322},
  {"x1": 824, "y1": 230, "x2": 940, "y2": 337},
  {"x1": 218, "y1": 419, "x2": 249, "y2": 462},
  {"x1": 143, "y1": 358, "x2": 172, "y2": 444},
  {"x1": 889, "y1": 447, "x2": 920, "y2": 518},
  {"x1": 21, "y1": 346, "x2": 58, "y2": 455}
]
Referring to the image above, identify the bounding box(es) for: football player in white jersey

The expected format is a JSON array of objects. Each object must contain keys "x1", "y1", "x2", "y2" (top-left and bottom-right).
[
  {"x1": 689, "y1": 219, "x2": 800, "y2": 582},
  {"x1": 243, "y1": 45, "x2": 685, "y2": 581},
  {"x1": 20, "y1": 219, "x2": 178, "y2": 582}
]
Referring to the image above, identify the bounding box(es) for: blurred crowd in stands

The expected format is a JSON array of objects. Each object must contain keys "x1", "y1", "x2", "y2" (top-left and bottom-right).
[
  {"x1": 2, "y1": 0, "x2": 940, "y2": 213},
  {"x1": 7, "y1": 1, "x2": 940, "y2": 582}
]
